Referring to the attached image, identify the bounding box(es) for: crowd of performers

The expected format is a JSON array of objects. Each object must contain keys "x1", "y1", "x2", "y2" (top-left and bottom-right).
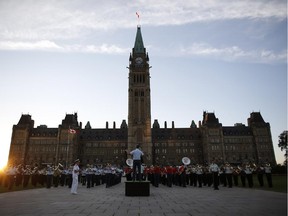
[
  {"x1": 0, "y1": 161, "x2": 273, "y2": 191},
  {"x1": 124, "y1": 162, "x2": 273, "y2": 189},
  {"x1": 0, "y1": 163, "x2": 123, "y2": 190}
]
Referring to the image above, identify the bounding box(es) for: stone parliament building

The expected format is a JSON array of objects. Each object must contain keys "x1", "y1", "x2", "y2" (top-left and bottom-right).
[{"x1": 8, "y1": 26, "x2": 276, "y2": 167}]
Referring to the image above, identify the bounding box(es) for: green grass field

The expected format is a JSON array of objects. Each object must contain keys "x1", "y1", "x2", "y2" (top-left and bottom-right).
[{"x1": 250, "y1": 174, "x2": 287, "y2": 193}]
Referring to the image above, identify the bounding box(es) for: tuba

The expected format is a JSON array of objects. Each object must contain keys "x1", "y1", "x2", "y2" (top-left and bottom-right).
[
  {"x1": 182, "y1": 157, "x2": 191, "y2": 165},
  {"x1": 126, "y1": 159, "x2": 133, "y2": 167}
]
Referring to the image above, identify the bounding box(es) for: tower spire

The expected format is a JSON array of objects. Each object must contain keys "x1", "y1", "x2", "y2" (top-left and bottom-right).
[{"x1": 133, "y1": 26, "x2": 145, "y2": 54}]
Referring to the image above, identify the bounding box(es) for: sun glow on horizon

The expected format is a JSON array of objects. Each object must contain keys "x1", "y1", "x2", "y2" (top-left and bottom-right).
[{"x1": 0, "y1": 153, "x2": 8, "y2": 171}]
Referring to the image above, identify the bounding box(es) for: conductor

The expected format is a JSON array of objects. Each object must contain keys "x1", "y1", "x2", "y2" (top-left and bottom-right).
[{"x1": 130, "y1": 145, "x2": 144, "y2": 181}]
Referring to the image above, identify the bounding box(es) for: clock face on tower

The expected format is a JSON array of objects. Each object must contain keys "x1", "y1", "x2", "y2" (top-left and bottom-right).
[{"x1": 135, "y1": 57, "x2": 143, "y2": 65}]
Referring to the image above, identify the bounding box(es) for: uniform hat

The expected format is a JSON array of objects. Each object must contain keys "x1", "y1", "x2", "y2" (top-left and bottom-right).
[{"x1": 74, "y1": 159, "x2": 80, "y2": 163}]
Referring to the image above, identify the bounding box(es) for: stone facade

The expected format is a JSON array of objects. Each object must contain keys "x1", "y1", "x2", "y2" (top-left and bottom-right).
[{"x1": 8, "y1": 26, "x2": 276, "y2": 167}]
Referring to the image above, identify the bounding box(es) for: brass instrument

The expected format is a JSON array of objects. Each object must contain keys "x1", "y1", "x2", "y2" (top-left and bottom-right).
[
  {"x1": 182, "y1": 157, "x2": 191, "y2": 165},
  {"x1": 234, "y1": 166, "x2": 240, "y2": 174},
  {"x1": 249, "y1": 163, "x2": 257, "y2": 171},
  {"x1": 126, "y1": 159, "x2": 133, "y2": 167},
  {"x1": 53, "y1": 163, "x2": 63, "y2": 176}
]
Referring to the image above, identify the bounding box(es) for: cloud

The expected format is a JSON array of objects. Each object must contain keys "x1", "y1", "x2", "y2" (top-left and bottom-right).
[
  {"x1": 0, "y1": 40, "x2": 62, "y2": 51},
  {"x1": 180, "y1": 43, "x2": 287, "y2": 63},
  {"x1": 0, "y1": 0, "x2": 286, "y2": 41},
  {"x1": 142, "y1": 0, "x2": 286, "y2": 25},
  {"x1": 0, "y1": 40, "x2": 129, "y2": 54},
  {"x1": 0, "y1": 0, "x2": 286, "y2": 64}
]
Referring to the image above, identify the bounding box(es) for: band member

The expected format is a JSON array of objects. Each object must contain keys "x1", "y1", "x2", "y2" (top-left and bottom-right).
[
  {"x1": 160, "y1": 166, "x2": 167, "y2": 185},
  {"x1": 179, "y1": 164, "x2": 186, "y2": 187},
  {"x1": 244, "y1": 163, "x2": 254, "y2": 188},
  {"x1": 71, "y1": 159, "x2": 80, "y2": 195},
  {"x1": 130, "y1": 145, "x2": 144, "y2": 181},
  {"x1": 53, "y1": 164, "x2": 62, "y2": 187},
  {"x1": 86, "y1": 164, "x2": 92, "y2": 188},
  {"x1": 6, "y1": 165, "x2": 17, "y2": 190},
  {"x1": 205, "y1": 164, "x2": 213, "y2": 187},
  {"x1": 196, "y1": 164, "x2": 203, "y2": 187},
  {"x1": 232, "y1": 166, "x2": 240, "y2": 186},
  {"x1": 209, "y1": 161, "x2": 220, "y2": 190},
  {"x1": 153, "y1": 164, "x2": 161, "y2": 187},
  {"x1": 185, "y1": 166, "x2": 191, "y2": 186},
  {"x1": 224, "y1": 163, "x2": 233, "y2": 188},
  {"x1": 256, "y1": 164, "x2": 265, "y2": 187},
  {"x1": 264, "y1": 163, "x2": 273, "y2": 188},
  {"x1": 141, "y1": 164, "x2": 147, "y2": 181},
  {"x1": 46, "y1": 165, "x2": 53, "y2": 189},
  {"x1": 219, "y1": 166, "x2": 227, "y2": 187},
  {"x1": 148, "y1": 165, "x2": 154, "y2": 185},
  {"x1": 239, "y1": 164, "x2": 246, "y2": 187},
  {"x1": 15, "y1": 164, "x2": 23, "y2": 187},
  {"x1": 172, "y1": 165, "x2": 177, "y2": 186},
  {"x1": 124, "y1": 166, "x2": 133, "y2": 181},
  {"x1": 190, "y1": 165, "x2": 197, "y2": 187},
  {"x1": 23, "y1": 165, "x2": 31, "y2": 188},
  {"x1": 31, "y1": 165, "x2": 39, "y2": 187},
  {"x1": 60, "y1": 167, "x2": 67, "y2": 186},
  {"x1": 166, "y1": 164, "x2": 173, "y2": 187},
  {"x1": 143, "y1": 165, "x2": 149, "y2": 181}
]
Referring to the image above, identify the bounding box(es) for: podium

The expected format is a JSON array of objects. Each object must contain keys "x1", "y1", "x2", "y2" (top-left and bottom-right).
[{"x1": 125, "y1": 181, "x2": 150, "y2": 196}]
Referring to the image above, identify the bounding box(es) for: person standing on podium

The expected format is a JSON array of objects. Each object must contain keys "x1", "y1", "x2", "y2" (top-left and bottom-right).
[{"x1": 130, "y1": 145, "x2": 144, "y2": 181}]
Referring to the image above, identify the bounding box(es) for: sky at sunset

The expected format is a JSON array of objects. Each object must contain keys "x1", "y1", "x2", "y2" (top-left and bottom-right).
[{"x1": 0, "y1": 0, "x2": 287, "y2": 168}]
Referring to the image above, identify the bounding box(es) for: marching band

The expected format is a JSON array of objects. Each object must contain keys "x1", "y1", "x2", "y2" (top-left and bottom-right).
[
  {"x1": 123, "y1": 158, "x2": 274, "y2": 190},
  {"x1": 0, "y1": 158, "x2": 274, "y2": 192},
  {"x1": 0, "y1": 162, "x2": 124, "y2": 191}
]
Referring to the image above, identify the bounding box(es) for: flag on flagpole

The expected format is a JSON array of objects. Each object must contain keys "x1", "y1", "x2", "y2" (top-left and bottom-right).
[{"x1": 68, "y1": 129, "x2": 76, "y2": 134}]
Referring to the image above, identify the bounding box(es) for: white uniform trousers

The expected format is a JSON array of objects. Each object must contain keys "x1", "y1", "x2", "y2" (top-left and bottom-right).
[{"x1": 71, "y1": 175, "x2": 78, "y2": 194}]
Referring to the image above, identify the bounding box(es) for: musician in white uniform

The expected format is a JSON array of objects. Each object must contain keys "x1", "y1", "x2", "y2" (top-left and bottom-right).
[
  {"x1": 71, "y1": 159, "x2": 80, "y2": 195},
  {"x1": 209, "y1": 161, "x2": 220, "y2": 190},
  {"x1": 264, "y1": 163, "x2": 273, "y2": 188}
]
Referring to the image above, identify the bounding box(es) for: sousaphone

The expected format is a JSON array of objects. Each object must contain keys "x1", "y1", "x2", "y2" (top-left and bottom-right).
[
  {"x1": 182, "y1": 157, "x2": 191, "y2": 165},
  {"x1": 126, "y1": 158, "x2": 133, "y2": 167}
]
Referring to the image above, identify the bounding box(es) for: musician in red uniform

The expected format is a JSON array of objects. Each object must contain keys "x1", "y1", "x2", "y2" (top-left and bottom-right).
[
  {"x1": 160, "y1": 166, "x2": 167, "y2": 185},
  {"x1": 143, "y1": 165, "x2": 149, "y2": 181},
  {"x1": 166, "y1": 165, "x2": 173, "y2": 187},
  {"x1": 148, "y1": 165, "x2": 154, "y2": 185},
  {"x1": 179, "y1": 164, "x2": 186, "y2": 187},
  {"x1": 153, "y1": 164, "x2": 161, "y2": 187},
  {"x1": 124, "y1": 166, "x2": 133, "y2": 181},
  {"x1": 172, "y1": 165, "x2": 178, "y2": 186}
]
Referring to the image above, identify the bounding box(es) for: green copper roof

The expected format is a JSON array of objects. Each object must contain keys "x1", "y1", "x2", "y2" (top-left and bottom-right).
[{"x1": 134, "y1": 26, "x2": 145, "y2": 54}]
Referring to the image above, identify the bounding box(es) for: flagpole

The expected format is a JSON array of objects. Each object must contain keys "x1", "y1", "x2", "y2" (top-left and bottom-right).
[
  {"x1": 66, "y1": 127, "x2": 70, "y2": 168},
  {"x1": 136, "y1": 12, "x2": 140, "y2": 26}
]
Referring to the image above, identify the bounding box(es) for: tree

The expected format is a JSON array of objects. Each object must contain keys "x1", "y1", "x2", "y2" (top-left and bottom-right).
[{"x1": 278, "y1": 130, "x2": 287, "y2": 166}]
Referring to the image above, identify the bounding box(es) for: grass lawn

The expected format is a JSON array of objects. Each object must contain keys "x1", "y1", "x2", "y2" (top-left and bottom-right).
[
  {"x1": 233, "y1": 174, "x2": 287, "y2": 193},
  {"x1": 250, "y1": 174, "x2": 287, "y2": 193}
]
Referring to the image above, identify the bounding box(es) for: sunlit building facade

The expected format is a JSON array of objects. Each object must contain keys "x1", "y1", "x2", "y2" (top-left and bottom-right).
[{"x1": 8, "y1": 26, "x2": 276, "y2": 167}]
